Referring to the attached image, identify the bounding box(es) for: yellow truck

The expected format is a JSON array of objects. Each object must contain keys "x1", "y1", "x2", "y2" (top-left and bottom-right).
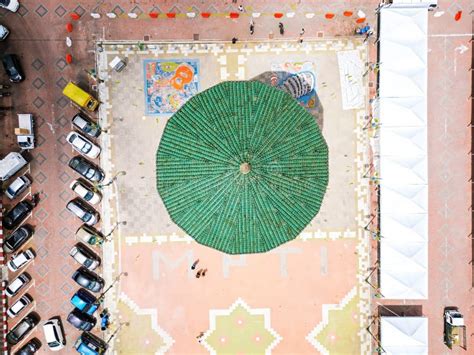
[{"x1": 63, "y1": 82, "x2": 99, "y2": 112}]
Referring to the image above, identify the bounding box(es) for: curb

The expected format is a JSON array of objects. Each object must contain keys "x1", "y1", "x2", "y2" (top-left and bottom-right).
[{"x1": 0, "y1": 208, "x2": 6, "y2": 354}]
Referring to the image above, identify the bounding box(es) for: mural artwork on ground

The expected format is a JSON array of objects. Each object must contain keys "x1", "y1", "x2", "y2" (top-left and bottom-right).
[{"x1": 144, "y1": 59, "x2": 200, "y2": 115}]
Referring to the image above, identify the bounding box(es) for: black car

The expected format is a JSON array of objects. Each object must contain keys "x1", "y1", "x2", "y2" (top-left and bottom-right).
[
  {"x1": 4, "y1": 225, "x2": 33, "y2": 253},
  {"x1": 2, "y1": 54, "x2": 24, "y2": 83},
  {"x1": 14, "y1": 337, "x2": 41, "y2": 355},
  {"x1": 72, "y1": 113, "x2": 102, "y2": 138},
  {"x1": 7, "y1": 312, "x2": 40, "y2": 345},
  {"x1": 68, "y1": 156, "x2": 105, "y2": 183},
  {"x1": 3, "y1": 200, "x2": 33, "y2": 230},
  {"x1": 67, "y1": 308, "x2": 96, "y2": 331},
  {"x1": 74, "y1": 331, "x2": 108, "y2": 354},
  {"x1": 72, "y1": 267, "x2": 104, "y2": 293}
]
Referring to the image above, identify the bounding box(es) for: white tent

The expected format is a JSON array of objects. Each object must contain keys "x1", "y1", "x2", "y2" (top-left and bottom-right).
[
  {"x1": 380, "y1": 155, "x2": 427, "y2": 184},
  {"x1": 379, "y1": 185, "x2": 427, "y2": 215},
  {"x1": 380, "y1": 317, "x2": 428, "y2": 354},
  {"x1": 378, "y1": 6, "x2": 429, "y2": 300},
  {"x1": 378, "y1": 97, "x2": 426, "y2": 127}
]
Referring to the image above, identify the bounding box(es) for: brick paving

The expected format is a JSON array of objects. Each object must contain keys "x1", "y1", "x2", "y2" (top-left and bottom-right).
[{"x1": 0, "y1": 0, "x2": 471, "y2": 354}]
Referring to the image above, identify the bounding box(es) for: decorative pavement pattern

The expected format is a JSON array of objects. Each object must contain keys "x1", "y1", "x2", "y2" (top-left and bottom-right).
[
  {"x1": 201, "y1": 298, "x2": 282, "y2": 354},
  {"x1": 97, "y1": 38, "x2": 372, "y2": 353}
]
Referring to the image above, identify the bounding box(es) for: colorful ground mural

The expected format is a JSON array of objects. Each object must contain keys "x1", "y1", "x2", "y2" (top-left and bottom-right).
[{"x1": 144, "y1": 59, "x2": 200, "y2": 115}]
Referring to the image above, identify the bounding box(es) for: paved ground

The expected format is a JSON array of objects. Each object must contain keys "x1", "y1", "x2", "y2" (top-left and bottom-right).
[
  {"x1": 98, "y1": 39, "x2": 371, "y2": 353},
  {"x1": 0, "y1": 0, "x2": 471, "y2": 354}
]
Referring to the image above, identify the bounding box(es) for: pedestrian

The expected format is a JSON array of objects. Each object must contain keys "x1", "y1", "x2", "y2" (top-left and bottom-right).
[
  {"x1": 196, "y1": 269, "x2": 203, "y2": 278},
  {"x1": 278, "y1": 22, "x2": 284, "y2": 35},
  {"x1": 232, "y1": 37, "x2": 238, "y2": 44},
  {"x1": 238, "y1": 5, "x2": 244, "y2": 12},
  {"x1": 298, "y1": 35, "x2": 303, "y2": 44},
  {"x1": 250, "y1": 19, "x2": 255, "y2": 35},
  {"x1": 202, "y1": 269, "x2": 208, "y2": 277},
  {"x1": 197, "y1": 331, "x2": 205, "y2": 343},
  {"x1": 191, "y1": 259, "x2": 199, "y2": 270},
  {"x1": 300, "y1": 28, "x2": 305, "y2": 36}
]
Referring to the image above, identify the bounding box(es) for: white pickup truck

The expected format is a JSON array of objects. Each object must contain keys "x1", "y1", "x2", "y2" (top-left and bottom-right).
[{"x1": 16, "y1": 114, "x2": 34, "y2": 150}]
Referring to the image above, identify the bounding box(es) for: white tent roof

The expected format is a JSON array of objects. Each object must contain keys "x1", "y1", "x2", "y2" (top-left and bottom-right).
[
  {"x1": 380, "y1": 184, "x2": 427, "y2": 214},
  {"x1": 378, "y1": 6, "x2": 429, "y2": 300},
  {"x1": 379, "y1": 127, "x2": 427, "y2": 157},
  {"x1": 378, "y1": 97, "x2": 426, "y2": 127},
  {"x1": 380, "y1": 214, "x2": 428, "y2": 242},
  {"x1": 380, "y1": 155, "x2": 427, "y2": 184},
  {"x1": 380, "y1": 317, "x2": 428, "y2": 354}
]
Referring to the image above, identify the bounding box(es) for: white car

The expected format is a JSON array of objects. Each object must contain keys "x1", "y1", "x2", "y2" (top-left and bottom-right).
[
  {"x1": 5, "y1": 273, "x2": 30, "y2": 297},
  {"x1": 66, "y1": 131, "x2": 101, "y2": 159},
  {"x1": 4, "y1": 174, "x2": 31, "y2": 200},
  {"x1": 66, "y1": 199, "x2": 100, "y2": 226},
  {"x1": 43, "y1": 318, "x2": 66, "y2": 351},
  {"x1": 69, "y1": 244, "x2": 100, "y2": 270},
  {"x1": 0, "y1": 24, "x2": 9, "y2": 41},
  {"x1": 70, "y1": 179, "x2": 102, "y2": 205},
  {"x1": 0, "y1": 0, "x2": 19, "y2": 12},
  {"x1": 7, "y1": 294, "x2": 32, "y2": 318},
  {"x1": 7, "y1": 249, "x2": 35, "y2": 272}
]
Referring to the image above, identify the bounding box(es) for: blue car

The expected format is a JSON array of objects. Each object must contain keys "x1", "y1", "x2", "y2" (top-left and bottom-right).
[{"x1": 71, "y1": 288, "x2": 99, "y2": 316}]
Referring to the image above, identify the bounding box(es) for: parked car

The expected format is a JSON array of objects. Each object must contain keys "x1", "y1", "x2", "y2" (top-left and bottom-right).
[
  {"x1": 76, "y1": 225, "x2": 105, "y2": 246},
  {"x1": 7, "y1": 249, "x2": 35, "y2": 272},
  {"x1": 14, "y1": 338, "x2": 41, "y2": 355},
  {"x1": 72, "y1": 113, "x2": 101, "y2": 138},
  {"x1": 2, "y1": 54, "x2": 24, "y2": 83},
  {"x1": 0, "y1": 24, "x2": 9, "y2": 41},
  {"x1": 5, "y1": 273, "x2": 31, "y2": 297},
  {"x1": 69, "y1": 243, "x2": 100, "y2": 270},
  {"x1": 74, "y1": 331, "x2": 108, "y2": 355},
  {"x1": 7, "y1": 312, "x2": 40, "y2": 345},
  {"x1": 70, "y1": 179, "x2": 102, "y2": 205},
  {"x1": 66, "y1": 131, "x2": 101, "y2": 159},
  {"x1": 0, "y1": 0, "x2": 19, "y2": 12},
  {"x1": 4, "y1": 175, "x2": 31, "y2": 200},
  {"x1": 3, "y1": 200, "x2": 33, "y2": 230},
  {"x1": 43, "y1": 318, "x2": 66, "y2": 351},
  {"x1": 70, "y1": 288, "x2": 99, "y2": 316},
  {"x1": 72, "y1": 267, "x2": 104, "y2": 293},
  {"x1": 67, "y1": 309, "x2": 96, "y2": 331},
  {"x1": 7, "y1": 294, "x2": 32, "y2": 318},
  {"x1": 69, "y1": 156, "x2": 104, "y2": 183},
  {"x1": 4, "y1": 225, "x2": 33, "y2": 253},
  {"x1": 66, "y1": 199, "x2": 100, "y2": 226}
]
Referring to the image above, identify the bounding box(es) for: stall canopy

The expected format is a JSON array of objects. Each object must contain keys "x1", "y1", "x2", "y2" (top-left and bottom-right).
[
  {"x1": 378, "y1": 7, "x2": 428, "y2": 299},
  {"x1": 380, "y1": 317, "x2": 428, "y2": 354}
]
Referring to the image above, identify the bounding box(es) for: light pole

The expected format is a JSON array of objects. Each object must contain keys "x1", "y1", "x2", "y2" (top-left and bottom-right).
[
  {"x1": 104, "y1": 221, "x2": 127, "y2": 240},
  {"x1": 107, "y1": 321, "x2": 130, "y2": 344},
  {"x1": 96, "y1": 171, "x2": 126, "y2": 189},
  {"x1": 96, "y1": 272, "x2": 128, "y2": 304}
]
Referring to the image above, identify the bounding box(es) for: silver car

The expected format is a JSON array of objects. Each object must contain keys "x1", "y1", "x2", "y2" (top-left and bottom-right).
[
  {"x1": 66, "y1": 199, "x2": 100, "y2": 226},
  {"x1": 4, "y1": 175, "x2": 31, "y2": 200}
]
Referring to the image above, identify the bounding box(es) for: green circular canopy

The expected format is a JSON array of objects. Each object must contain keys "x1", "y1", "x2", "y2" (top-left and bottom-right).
[{"x1": 156, "y1": 81, "x2": 328, "y2": 254}]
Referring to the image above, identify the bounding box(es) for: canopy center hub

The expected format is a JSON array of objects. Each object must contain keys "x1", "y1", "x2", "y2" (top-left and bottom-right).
[{"x1": 240, "y1": 162, "x2": 251, "y2": 175}]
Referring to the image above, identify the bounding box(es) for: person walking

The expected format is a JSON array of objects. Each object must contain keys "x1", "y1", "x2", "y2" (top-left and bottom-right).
[
  {"x1": 202, "y1": 269, "x2": 208, "y2": 277},
  {"x1": 196, "y1": 269, "x2": 203, "y2": 278},
  {"x1": 238, "y1": 5, "x2": 244, "y2": 12},
  {"x1": 300, "y1": 28, "x2": 305, "y2": 36},
  {"x1": 279, "y1": 22, "x2": 284, "y2": 35},
  {"x1": 232, "y1": 37, "x2": 238, "y2": 44},
  {"x1": 250, "y1": 19, "x2": 255, "y2": 35},
  {"x1": 191, "y1": 259, "x2": 199, "y2": 270}
]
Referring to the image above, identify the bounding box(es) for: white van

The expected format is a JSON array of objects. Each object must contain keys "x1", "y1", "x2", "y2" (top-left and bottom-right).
[
  {"x1": 43, "y1": 318, "x2": 66, "y2": 351},
  {"x1": 0, "y1": 152, "x2": 27, "y2": 181}
]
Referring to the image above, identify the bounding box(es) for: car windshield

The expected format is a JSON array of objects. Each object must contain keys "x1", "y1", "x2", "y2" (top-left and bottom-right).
[
  {"x1": 83, "y1": 212, "x2": 92, "y2": 222},
  {"x1": 82, "y1": 142, "x2": 92, "y2": 153},
  {"x1": 84, "y1": 191, "x2": 93, "y2": 201},
  {"x1": 0, "y1": 1, "x2": 10, "y2": 6},
  {"x1": 48, "y1": 341, "x2": 60, "y2": 347},
  {"x1": 85, "y1": 168, "x2": 95, "y2": 179}
]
